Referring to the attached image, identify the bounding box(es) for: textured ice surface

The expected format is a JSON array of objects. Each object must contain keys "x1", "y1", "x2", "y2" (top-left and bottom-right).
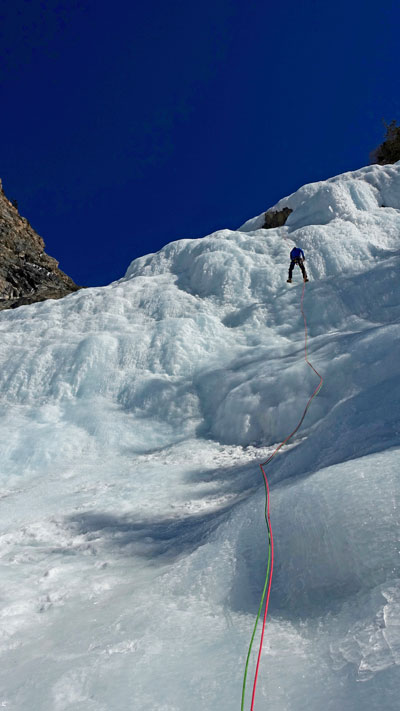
[{"x1": 0, "y1": 162, "x2": 400, "y2": 709}]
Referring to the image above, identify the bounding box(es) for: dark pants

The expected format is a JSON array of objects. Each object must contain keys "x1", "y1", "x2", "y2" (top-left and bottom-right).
[{"x1": 289, "y1": 258, "x2": 307, "y2": 280}]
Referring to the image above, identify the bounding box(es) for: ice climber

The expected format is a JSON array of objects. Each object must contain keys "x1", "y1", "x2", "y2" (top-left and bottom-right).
[{"x1": 287, "y1": 247, "x2": 309, "y2": 283}]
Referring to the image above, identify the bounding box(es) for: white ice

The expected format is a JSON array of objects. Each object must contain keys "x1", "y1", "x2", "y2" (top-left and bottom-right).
[{"x1": 0, "y1": 162, "x2": 400, "y2": 710}]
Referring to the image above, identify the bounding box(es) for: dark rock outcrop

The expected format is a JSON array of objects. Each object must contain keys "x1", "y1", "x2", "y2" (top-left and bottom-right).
[
  {"x1": 0, "y1": 179, "x2": 80, "y2": 311},
  {"x1": 370, "y1": 120, "x2": 400, "y2": 165},
  {"x1": 263, "y1": 206, "x2": 292, "y2": 229}
]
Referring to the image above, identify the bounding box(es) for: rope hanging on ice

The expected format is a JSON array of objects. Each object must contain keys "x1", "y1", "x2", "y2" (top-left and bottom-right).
[{"x1": 241, "y1": 280, "x2": 323, "y2": 711}]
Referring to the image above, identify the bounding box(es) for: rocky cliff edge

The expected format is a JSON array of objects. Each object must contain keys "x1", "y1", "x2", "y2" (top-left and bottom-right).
[{"x1": 0, "y1": 180, "x2": 80, "y2": 311}]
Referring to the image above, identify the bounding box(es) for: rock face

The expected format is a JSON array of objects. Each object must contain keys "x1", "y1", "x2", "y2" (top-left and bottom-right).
[
  {"x1": 263, "y1": 206, "x2": 292, "y2": 229},
  {"x1": 0, "y1": 180, "x2": 79, "y2": 311}
]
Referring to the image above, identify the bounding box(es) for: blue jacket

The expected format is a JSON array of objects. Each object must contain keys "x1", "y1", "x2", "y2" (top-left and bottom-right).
[{"x1": 290, "y1": 247, "x2": 305, "y2": 260}]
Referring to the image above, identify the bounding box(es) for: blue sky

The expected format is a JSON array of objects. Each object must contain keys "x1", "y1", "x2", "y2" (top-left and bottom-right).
[{"x1": 1, "y1": 0, "x2": 399, "y2": 286}]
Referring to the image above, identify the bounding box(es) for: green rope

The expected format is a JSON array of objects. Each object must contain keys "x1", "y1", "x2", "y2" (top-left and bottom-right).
[{"x1": 241, "y1": 473, "x2": 271, "y2": 711}]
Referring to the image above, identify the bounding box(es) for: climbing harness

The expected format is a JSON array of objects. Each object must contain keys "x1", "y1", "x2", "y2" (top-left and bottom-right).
[{"x1": 241, "y1": 280, "x2": 323, "y2": 710}]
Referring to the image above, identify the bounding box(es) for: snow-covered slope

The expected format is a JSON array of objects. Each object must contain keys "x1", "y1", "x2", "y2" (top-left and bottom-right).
[{"x1": 1, "y1": 163, "x2": 400, "y2": 710}]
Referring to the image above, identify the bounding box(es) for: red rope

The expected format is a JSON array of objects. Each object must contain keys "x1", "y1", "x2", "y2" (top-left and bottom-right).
[
  {"x1": 250, "y1": 466, "x2": 273, "y2": 711},
  {"x1": 249, "y1": 281, "x2": 323, "y2": 709}
]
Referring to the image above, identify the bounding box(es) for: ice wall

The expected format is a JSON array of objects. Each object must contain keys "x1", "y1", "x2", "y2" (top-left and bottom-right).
[{"x1": 0, "y1": 162, "x2": 399, "y2": 710}]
